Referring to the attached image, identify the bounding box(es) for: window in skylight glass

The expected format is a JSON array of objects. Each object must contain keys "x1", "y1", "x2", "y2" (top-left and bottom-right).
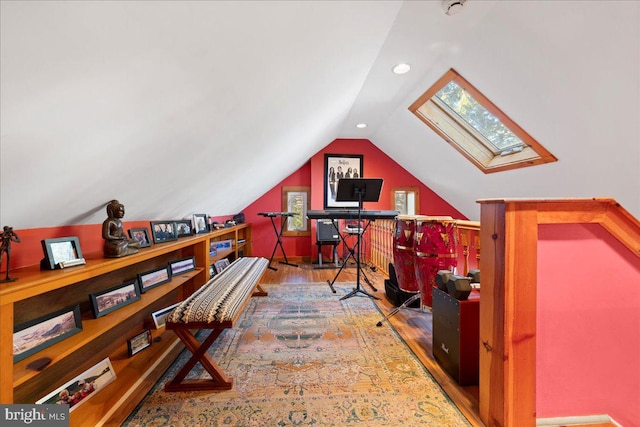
[{"x1": 409, "y1": 69, "x2": 557, "y2": 173}]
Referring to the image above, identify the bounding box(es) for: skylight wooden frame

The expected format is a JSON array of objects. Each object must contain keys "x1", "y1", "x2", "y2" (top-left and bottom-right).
[{"x1": 409, "y1": 69, "x2": 557, "y2": 174}]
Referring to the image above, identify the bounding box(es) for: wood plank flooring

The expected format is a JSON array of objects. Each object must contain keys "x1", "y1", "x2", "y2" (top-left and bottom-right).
[{"x1": 259, "y1": 261, "x2": 484, "y2": 427}]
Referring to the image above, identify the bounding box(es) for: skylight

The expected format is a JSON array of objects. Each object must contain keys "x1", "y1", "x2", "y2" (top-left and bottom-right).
[{"x1": 410, "y1": 69, "x2": 557, "y2": 173}]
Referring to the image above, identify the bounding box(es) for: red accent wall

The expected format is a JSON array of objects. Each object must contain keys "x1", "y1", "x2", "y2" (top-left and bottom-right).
[
  {"x1": 241, "y1": 161, "x2": 314, "y2": 261},
  {"x1": 537, "y1": 224, "x2": 640, "y2": 426},
  {"x1": 245, "y1": 138, "x2": 466, "y2": 260}
]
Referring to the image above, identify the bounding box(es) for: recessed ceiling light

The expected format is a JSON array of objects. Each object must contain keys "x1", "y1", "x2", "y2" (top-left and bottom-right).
[
  {"x1": 356, "y1": 123, "x2": 367, "y2": 129},
  {"x1": 392, "y1": 63, "x2": 411, "y2": 75}
]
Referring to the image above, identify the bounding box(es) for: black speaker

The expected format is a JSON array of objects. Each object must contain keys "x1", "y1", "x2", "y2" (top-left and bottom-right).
[
  {"x1": 447, "y1": 275, "x2": 472, "y2": 300},
  {"x1": 436, "y1": 270, "x2": 453, "y2": 291},
  {"x1": 316, "y1": 219, "x2": 340, "y2": 243},
  {"x1": 467, "y1": 269, "x2": 480, "y2": 283}
]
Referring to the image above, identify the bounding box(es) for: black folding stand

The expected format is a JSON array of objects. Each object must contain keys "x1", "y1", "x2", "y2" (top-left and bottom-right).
[
  {"x1": 258, "y1": 212, "x2": 299, "y2": 271},
  {"x1": 329, "y1": 178, "x2": 383, "y2": 300}
]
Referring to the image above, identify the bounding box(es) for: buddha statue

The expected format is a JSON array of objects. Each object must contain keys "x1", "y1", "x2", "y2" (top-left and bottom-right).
[{"x1": 102, "y1": 200, "x2": 140, "y2": 258}]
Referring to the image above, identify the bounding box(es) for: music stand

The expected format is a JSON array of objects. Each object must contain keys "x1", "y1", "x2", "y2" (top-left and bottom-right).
[{"x1": 334, "y1": 178, "x2": 383, "y2": 300}]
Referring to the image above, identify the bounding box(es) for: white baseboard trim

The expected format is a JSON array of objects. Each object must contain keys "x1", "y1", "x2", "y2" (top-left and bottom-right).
[{"x1": 536, "y1": 414, "x2": 621, "y2": 427}]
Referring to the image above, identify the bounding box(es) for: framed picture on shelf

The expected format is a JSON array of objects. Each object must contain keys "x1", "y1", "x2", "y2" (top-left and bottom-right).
[
  {"x1": 193, "y1": 214, "x2": 209, "y2": 234},
  {"x1": 127, "y1": 329, "x2": 152, "y2": 357},
  {"x1": 214, "y1": 258, "x2": 230, "y2": 274},
  {"x1": 282, "y1": 186, "x2": 311, "y2": 236},
  {"x1": 89, "y1": 280, "x2": 141, "y2": 318},
  {"x1": 169, "y1": 257, "x2": 196, "y2": 276},
  {"x1": 175, "y1": 220, "x2": 193, "y2": 237},
  {"x1": 128, "y1": 227, "x2": 152, "y2": 248},
  {"x1": 137, "y1": 266, "x2": 171, "y2": 293},
  {"x1": 13, "y1": 305, "x2": 83, "y2": 363},
  {"x1": 36, "y1": 357, "x2": 116, "y2": 412},
  {"x1": 324, "y1": 154, "x2": 363, "y2": 209},
  {"x1": 150, "y1": 221, "x2": 178, "y2": 243},
  {"x1": 151, "y1": 302, "x2": 181, "y2": 329},
  {"x1": 40, "y1": 236, "x2": 85, "y2": 270}
]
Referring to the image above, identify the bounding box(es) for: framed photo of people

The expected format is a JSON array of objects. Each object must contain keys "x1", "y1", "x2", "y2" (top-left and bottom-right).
[
  {"x1": 36, "y1": 357, "x2": 116, "y2": 412},
  {"x1": 324, "y1": 154, "x2": 363, "y2": 209},
  {"x1": 150, "y1": 221, "x2": 178, "y2": 243},
  {"x1": 193, "y1": 213, "x2": 209, "y2": 234},
  {"x1": 128, "y1": 227, "x2": 152, "y2": 248}
]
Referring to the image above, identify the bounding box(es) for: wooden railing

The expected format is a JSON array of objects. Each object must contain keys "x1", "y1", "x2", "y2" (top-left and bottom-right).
[
  {"x1": 477, "y1": 198, "x2": 640, "y2": 427},
  {"x1": 369, "y1": 219, "x2": 395, "y2": 275}
]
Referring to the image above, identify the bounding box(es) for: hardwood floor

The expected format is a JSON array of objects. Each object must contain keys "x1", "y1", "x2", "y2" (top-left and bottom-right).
[{"x1": 259, "y1": 261, "x2": 484, "y2": 427}]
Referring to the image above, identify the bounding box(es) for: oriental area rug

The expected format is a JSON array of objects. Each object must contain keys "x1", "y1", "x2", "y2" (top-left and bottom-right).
[{"x1": 124, "y1": 283, "x2": 471, "y2": 426}]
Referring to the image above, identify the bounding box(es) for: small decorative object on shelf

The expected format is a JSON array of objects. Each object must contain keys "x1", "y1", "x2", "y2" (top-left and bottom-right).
[
  {"x1": 0, "y1": 225, "x2": 20, "y2": 282},
  {"x1": 102, "y1": 200, "x2": 141, "y2": 258},
  {"x1": 40, "y1": 236, "x2": 86, "y2": 270}
]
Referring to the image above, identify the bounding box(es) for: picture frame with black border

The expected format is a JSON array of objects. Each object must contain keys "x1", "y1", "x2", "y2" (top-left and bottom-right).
[
  {"x1": 40, "y1": 236, "x2": 85, "y2": 270},
  {"x1": 137, "y1": 265, "x2": 171, "y2": 293},
  {"x1": 324, "y1": 153, "x2": 363, "y2": 209},
  {"x1": 89, "y1": 280, "x2": 141, "y2": 318},
  {"x1": 150, "y1": 221, "x2": 178, "y2": 244},
  {"x1": 127, "y1": 329, "x2": 152, "y2": 357},
  {"x1": 175, "y1": 219, "x2": 193, "y2": 237},
  {"x1": 214, "y1": 258, "x2": 230, "y2": 274},
  {"x1": 13, "y1": 304, "x2": 83, "y2": 363},
  {"x1": 193, "y1": 213, "x2": 209, "y2": 234},
  {"x1": 35, "y1": 357, "x2": 116, "y2": 412},
  {"x1": 151, "y1": 302, "x2": 181, "y2": 329},
  {"x1": 169, "y1": 256, "x2": 196, "y2": 276},
  {"x1": 128, "y1": 227, "x2": 152, "y2": 248}
]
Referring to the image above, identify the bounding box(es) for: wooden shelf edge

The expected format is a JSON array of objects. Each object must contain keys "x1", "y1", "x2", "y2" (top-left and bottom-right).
[{"x1": 12, "y1": 270, "x2": 202, "y2": 388}]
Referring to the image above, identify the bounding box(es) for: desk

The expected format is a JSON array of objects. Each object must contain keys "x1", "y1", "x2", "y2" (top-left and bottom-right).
[{"x1": 257, "y1": 212, "x2": 299, "y2": 271}]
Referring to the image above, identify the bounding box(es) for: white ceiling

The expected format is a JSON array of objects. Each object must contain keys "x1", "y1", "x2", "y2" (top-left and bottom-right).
[{"x1": 1, "y1": 0, "x2": 639, "y2": 229}]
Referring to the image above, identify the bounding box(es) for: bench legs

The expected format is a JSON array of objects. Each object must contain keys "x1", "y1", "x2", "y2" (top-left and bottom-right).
[{"x1": 164, "y1": 328, "x2": 233, "y2": 392}]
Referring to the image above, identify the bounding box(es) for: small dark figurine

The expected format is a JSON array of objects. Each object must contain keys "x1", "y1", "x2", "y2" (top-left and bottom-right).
[
  {"x1": 1, "y1": 225, "x2": 20, "y2": 282},
  {"x1": 102, "y1": 200, "x2": 140, "y2": 258}
]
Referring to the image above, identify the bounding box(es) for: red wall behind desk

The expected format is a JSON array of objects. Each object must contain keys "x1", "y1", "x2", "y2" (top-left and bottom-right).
[{"x1": 537, "y1": 224, "x2": 640, "y2": 426}]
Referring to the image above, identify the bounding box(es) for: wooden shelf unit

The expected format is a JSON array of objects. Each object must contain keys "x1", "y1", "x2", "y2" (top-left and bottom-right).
[{"x1": 0, "y1": 223, "x2": 252, "y2": 426}]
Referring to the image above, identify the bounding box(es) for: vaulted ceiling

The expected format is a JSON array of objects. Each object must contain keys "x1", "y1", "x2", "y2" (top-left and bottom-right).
[{"x1": 1, "y1": 0, "x2": 639, "y2": 229}]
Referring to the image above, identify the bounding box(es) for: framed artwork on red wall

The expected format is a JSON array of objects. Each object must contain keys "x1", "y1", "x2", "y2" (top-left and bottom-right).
[
  {"x1": 324, "y1": 154, "x2": 363, "y2": 209},
  {"x1": 282, "y1": 186, "x2": 310, "y2": 236}
]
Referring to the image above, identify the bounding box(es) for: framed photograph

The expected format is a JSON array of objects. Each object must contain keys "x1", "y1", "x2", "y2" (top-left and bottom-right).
[
  {"x1": 151, "y1": 302, "x2": 181, "y2": 329},
  {"x1": 324, "y1": 154, "x2": 363, "y2": 209},
  {"x1": 150, "y1": 221, "x2": 178, "y2": 244},
  {"x1": 13, "y1": 305, "x2": 83, "y2": 363},
  {"x1": 128, "y1": 227, "x2": 152, "y2": 248},
  {"x1": 89, "y1": 280, "x2": 141, "y2": 318},
  {"x1": 137, "y1": 266, "x2": 171, "y2": 293},
  {"x1": 127, "y1": 329, "x2": 152, "y2": 357},
  {"x1": 36, "y1": 357, "x2": 116, "y2": 412},
  {"x1": 40, "y1": 236, "x2": 85, "y2": 270},
  {"x1": 193, "y1": 213, "x2": 209, "y2": 234},
  {"x1": 175, "y1": 219, "x2": 193, "y2": 237},
  {"x1": 282, "y1": 186, "x2": 311, "y2": 236},
  {"x1": 169, "y1": 257, "x2": 196, "y2": 276},
  {"x1": 214, "y1": 258, "x2": 230, "y2": 274}
]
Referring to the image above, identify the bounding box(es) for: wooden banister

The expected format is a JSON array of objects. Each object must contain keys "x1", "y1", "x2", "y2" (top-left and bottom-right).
[{"x1": 476, "y1": 197, "x2": 640, "y2": 427}]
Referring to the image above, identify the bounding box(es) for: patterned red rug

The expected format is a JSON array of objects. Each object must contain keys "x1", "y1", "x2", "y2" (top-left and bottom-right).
[{"x1": 125, "y1": 283, "x2": 471, "y2": 426}]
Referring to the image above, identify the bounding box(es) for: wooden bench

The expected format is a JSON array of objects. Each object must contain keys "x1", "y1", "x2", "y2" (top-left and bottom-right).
[{"x1": 164, "y1": 256, "x2": 269, "y2": 392}]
